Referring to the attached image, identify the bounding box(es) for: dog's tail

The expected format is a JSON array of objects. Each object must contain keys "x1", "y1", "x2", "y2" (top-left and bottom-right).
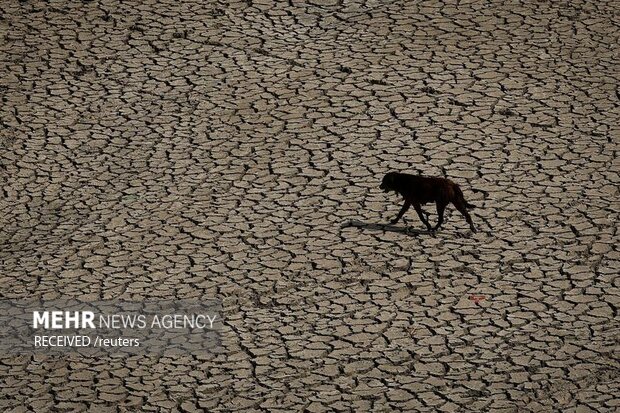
[{"x1": 455, "y1": 185, "x2": 476, "y2": 209}]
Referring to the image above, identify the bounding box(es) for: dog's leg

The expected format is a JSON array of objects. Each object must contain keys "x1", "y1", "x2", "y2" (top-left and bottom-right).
[
  {"x1": 413, "y1": 203, "x2": 432, "y2": 231},
  {"x1": 433, "y1": 201, "x2": 447, "y2": 231},
  {"x1": 453, "y1": 200, "x2": 476, "y2": 232},
  {"x1": 390, "y1": 201, "x2": 411, "y2": 224}
]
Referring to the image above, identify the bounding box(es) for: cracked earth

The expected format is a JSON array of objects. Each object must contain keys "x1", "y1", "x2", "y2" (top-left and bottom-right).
[{"x1": 1, "y1": 0, "x2": 619, "y2": 412}]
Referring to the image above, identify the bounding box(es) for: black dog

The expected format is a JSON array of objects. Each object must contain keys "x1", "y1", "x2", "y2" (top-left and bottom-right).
[{"x1": 380, "y1": 172, "x2": 476, "y2": 232}]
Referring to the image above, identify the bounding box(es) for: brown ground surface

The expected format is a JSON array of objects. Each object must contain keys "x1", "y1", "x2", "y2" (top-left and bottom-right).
[{"x1": 1, "y1": 0, "x2": 619, "y2": 412}]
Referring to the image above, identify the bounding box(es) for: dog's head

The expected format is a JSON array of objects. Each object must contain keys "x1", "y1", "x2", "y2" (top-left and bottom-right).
[{"x1": 380, "y1": 172, "x2": 398, "y2": 193}]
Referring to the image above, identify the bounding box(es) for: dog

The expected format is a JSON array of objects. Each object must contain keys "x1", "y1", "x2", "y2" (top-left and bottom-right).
[{"x1": 380, "y1": 172, "x2": 476, "y2": 232}]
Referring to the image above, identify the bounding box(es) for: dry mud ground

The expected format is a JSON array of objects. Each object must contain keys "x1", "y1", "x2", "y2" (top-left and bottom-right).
[{"x1": 1, "y1": 0, "x2": 619, "y2": 412}]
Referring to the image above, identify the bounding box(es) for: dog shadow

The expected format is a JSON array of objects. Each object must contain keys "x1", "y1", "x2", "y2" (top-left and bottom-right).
[{"x1": 341, "y1": 219, "x2": 431, "y2": 236}]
